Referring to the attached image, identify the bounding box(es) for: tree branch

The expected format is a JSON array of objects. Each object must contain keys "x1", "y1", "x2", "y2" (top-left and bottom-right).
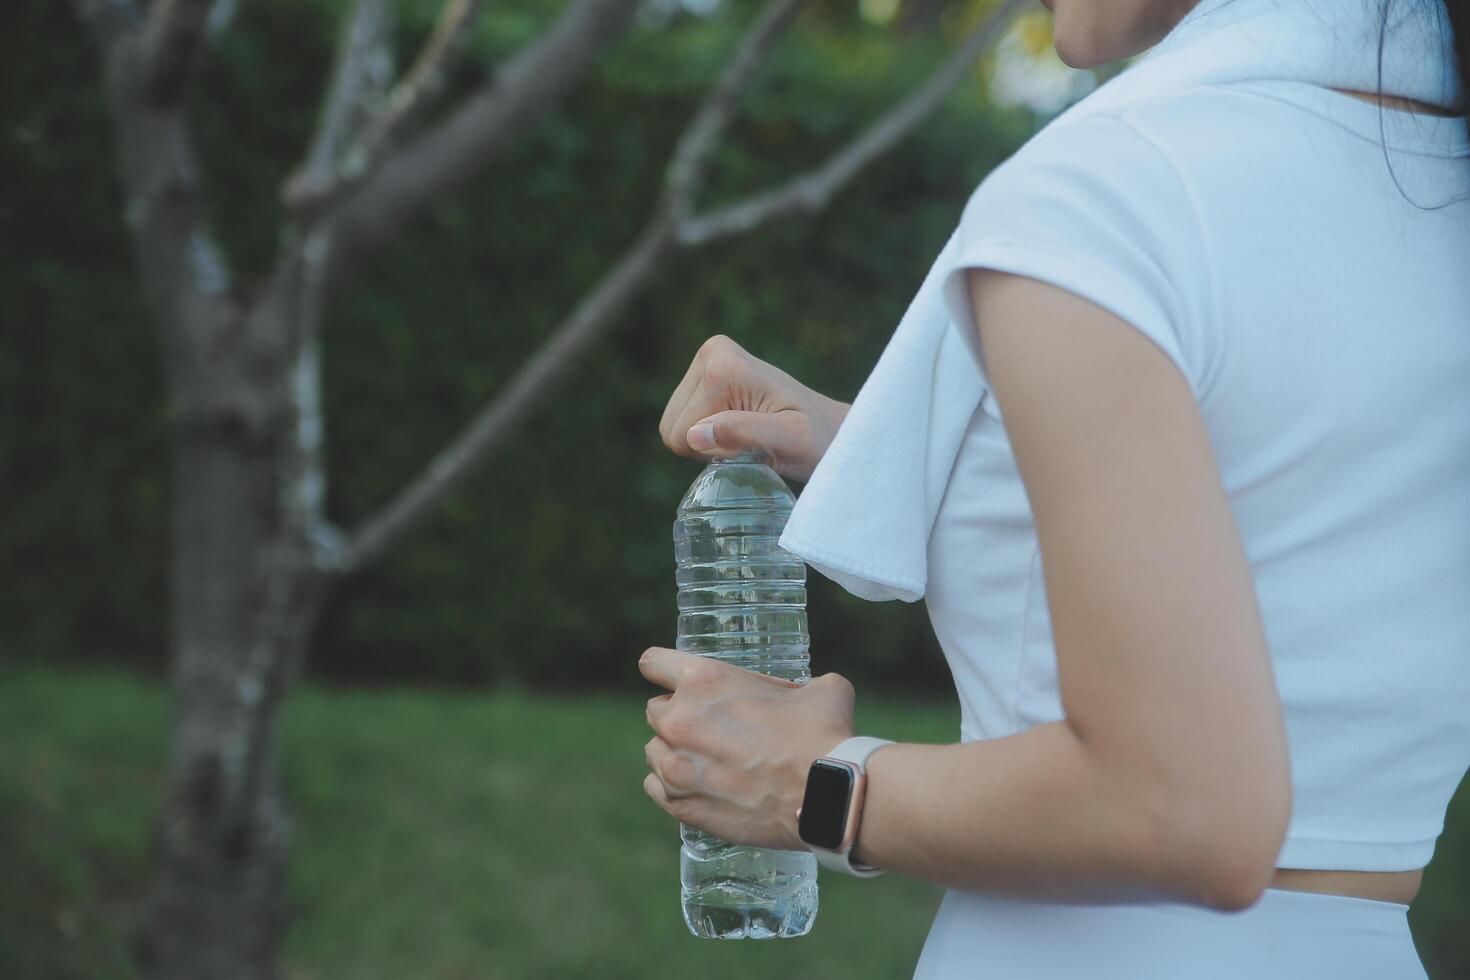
[
  {"x1": 284, "y1": 0, "x2": 487, "y2": 218},
  {"x1": 73, "y1": 0, "x2": 244, "y2": 396},
  {"x1": 329, "y1": 0, "x2": 643, "y2": 259},
  {"x1": 72, "y1": 0, "x2": 142, "y2": 49},
  {"x1": 135, "y1": 0, "x2": 218, "y2": 103},
  {"x1": 357, "y1": 0, "x2": 487, "y2": 173},
  {"x1": 337, "y1": 0, "x2": 802, "y2": 568},
  {"x1": 336, "y1": 0, "x2": 1025, "y2": 571},
  {"x1": 226, "y1": 548, "x2": 331, "y2": 843},
  {"x1": 341, "y1": 216, "x2": 677, "y2": 569},
  {"x1": 676, "y1": 0, "x2": 1026, "y2": 246},
  {"x1": 271, "y1": 229, "x2": 343, "y2": 554},
  {"x1": 282, "y1": 0, "x2": 396, "y2": 211},
  {"x1": 660, "y1": 0, "x2": 808, "y2": 220}
]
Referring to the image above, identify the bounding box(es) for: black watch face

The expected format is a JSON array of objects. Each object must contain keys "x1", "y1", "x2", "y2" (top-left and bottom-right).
[{"x1": 798, "y1": 760, "x2": 854, "y2": 850}]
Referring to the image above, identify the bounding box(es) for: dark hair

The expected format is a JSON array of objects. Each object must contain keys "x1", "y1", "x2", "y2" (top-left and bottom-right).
[
  {"x1": 1430, "y1": 2, "x2": 1468, "y2": 141},
  {"x1": 1374, "y1": 1, "x2": 1470, "y2": 207},
  {"x1": 1216, "y1": 0, "x2": 1470, "y2": 204}
]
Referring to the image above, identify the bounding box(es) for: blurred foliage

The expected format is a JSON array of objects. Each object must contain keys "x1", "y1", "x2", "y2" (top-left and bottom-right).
[
  {"x1": 3, "y1": 667, "x2": 1468, "y2": 978},
  {"x1": 1, "y1": 0, "x2": 1039, "y2": 691}
]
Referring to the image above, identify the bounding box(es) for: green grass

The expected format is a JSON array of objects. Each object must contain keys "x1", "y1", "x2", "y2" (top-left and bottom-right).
[{"x1": 2, "y1": 667, "x2": 1467, "y2": 979}]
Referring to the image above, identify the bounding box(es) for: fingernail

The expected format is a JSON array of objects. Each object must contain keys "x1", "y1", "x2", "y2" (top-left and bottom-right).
[{"x1": 687, "y1": 421, "x2": 715, "y2": 451}]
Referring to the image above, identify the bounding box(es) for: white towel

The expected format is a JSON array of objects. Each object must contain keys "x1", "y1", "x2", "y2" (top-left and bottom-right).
[{"x1": 777, "y1": 0, "x2": 1464, "y2": 604}]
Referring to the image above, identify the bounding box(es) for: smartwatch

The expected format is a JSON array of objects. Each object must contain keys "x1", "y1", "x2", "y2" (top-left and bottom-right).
[{"x1": 795, "y1": 735, "x2": 895, "y2": 878}]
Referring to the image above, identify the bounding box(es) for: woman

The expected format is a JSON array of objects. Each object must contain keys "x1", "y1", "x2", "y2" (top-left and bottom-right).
[{"x1": 641, "y1": 0, "x2": 1470, "y2": 975}]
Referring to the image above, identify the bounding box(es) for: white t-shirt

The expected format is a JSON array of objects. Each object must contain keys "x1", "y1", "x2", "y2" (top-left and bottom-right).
[{"x1": 926, "y1": 76, "x2": 1470, "y2": 876}]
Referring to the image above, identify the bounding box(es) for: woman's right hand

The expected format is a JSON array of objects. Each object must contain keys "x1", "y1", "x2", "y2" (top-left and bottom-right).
[{"x1": 658, "y1": 335, "x2": 850, "y2": 484}]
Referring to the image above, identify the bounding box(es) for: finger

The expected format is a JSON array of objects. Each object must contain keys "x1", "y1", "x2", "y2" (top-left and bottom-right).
[
  {"x1": 660, "y1": 336, "x2": 742, "y2": 454},
  {"x1": 667, "y1": 377, "x2": 741, "y2": 461},
  {"x1": 685, "y1": 409, "x2": 807, "y2": 466},
  {"x1": 646, "y1": 692, "x2": 672, "y2": 729},
  {"x1": 662, "y1": 337, "x2": 773, "y2": 461},
  {"x1": 644, "y1": 733, "x2": 699, "y2": 798},
  {"x1": 643, "y1": 769, "x2": 711, "y2": 840},
  {"x1": 643, "y1": 770, "x2": 703, "y2": 827},
  {"x1": 643, "y1": 771, "x2": 681, "y2": 820},
  {"x1": 659, "y1": 354, "x2": 709, "y2": 453},
  {"x1": 639, "y1": 646, "x2": 708, "y2": 691}
]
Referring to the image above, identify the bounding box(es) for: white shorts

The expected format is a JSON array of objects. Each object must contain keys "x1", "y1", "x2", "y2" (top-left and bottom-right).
[{"x1": 912, "y1": 886, "x2": 1426, "y2": 979}]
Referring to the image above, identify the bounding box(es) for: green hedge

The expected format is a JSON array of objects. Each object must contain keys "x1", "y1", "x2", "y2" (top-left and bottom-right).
[{"x1": 1, "y1": 0, "x2": 1034, "y2": 690}]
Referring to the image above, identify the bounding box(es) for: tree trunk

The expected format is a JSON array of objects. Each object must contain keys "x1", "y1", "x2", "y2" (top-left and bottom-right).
[
  {"x1": 132, "y1": 415, "x2": 306, "y2": 979},
  {"x1": 129, "y1": 274, "x2": 330, "y2": 978},
  {"x1": 77, "y1": 25, "x2": 305, "y2": 976}
]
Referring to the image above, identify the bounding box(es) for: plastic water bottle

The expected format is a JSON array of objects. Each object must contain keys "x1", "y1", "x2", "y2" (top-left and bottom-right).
[{"x1": 672, "y1": 450, "x2": 819, "y2": 939}]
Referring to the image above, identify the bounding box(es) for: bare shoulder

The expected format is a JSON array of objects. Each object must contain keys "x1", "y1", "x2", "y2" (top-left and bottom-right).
[
  {"x1": 962, "y1": 266, "x2": 1214, "y2": 491},
  {"x1": 961, "y1": 264, "x2": 1236, "y2": 610}
]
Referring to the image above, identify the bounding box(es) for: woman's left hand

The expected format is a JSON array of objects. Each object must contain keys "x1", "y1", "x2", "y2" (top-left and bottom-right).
[{"x1": 640, "y1": 646, "x2": 856, "y2": 851}]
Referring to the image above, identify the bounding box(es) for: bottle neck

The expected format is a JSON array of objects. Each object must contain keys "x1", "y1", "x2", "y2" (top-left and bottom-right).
[{"x1": 711, "y1": 451, "x2": 771, "y2": 466}]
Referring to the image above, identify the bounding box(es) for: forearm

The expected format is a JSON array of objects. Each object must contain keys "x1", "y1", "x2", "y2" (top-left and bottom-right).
[{"x1": 848, "y1": 722, "x2": 1210, "y2": 907}]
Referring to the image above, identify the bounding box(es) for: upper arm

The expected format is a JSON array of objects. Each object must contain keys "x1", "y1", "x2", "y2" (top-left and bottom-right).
[{"x1": 964, "y1": 266, "x2": 1291, "y2": 905}]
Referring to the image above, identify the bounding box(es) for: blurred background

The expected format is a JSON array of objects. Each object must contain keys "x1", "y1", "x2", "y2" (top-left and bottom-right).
[{"x1": 2, "y1": 0, "x2": 1465, "y2": 976}]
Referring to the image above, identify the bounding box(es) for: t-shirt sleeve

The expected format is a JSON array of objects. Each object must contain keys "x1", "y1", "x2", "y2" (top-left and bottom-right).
[{"x1": 938, "y1": 110, "x2": 1216, "y2": 425}]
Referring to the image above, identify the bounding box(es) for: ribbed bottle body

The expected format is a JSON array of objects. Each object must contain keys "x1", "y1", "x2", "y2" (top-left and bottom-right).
[{"x1": 672, "y1": 451, "x2": 818, "y2": 939}]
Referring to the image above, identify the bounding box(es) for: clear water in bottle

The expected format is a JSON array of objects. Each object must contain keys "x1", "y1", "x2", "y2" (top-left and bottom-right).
[{"x1": 673, "y1": 450, "x2": 819, "y2": 939}]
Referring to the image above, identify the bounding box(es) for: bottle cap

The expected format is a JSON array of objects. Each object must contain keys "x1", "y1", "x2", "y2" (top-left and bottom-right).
[{"x1": 714, "y1": 450, "x2": 772, "y2": 466}]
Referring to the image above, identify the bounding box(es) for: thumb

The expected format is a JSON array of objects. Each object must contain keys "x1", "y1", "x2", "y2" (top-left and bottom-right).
[{"x1": 686, "y1": 410, "x2": 797, "y2": 458}]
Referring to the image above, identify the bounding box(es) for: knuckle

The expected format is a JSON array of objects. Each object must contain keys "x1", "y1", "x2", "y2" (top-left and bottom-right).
[
  {"x1": 700, "y1": 333, "x2": 737, "y2": 359},
  {"x1": 689, "y1": 659, "x2": 721, "y2": 685},
  {"x1": 661, "y1": 710, "x2": 693, "y2": 743},
  {"x1": 702, "y1": 349, "x2": 744, "y2": 389},
  {"x1": 664, "y1": 752, "x2": 696, "y2": 788},
  {"x1": 819, "y1": 671, "x2": 855, "y2": 695}
]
